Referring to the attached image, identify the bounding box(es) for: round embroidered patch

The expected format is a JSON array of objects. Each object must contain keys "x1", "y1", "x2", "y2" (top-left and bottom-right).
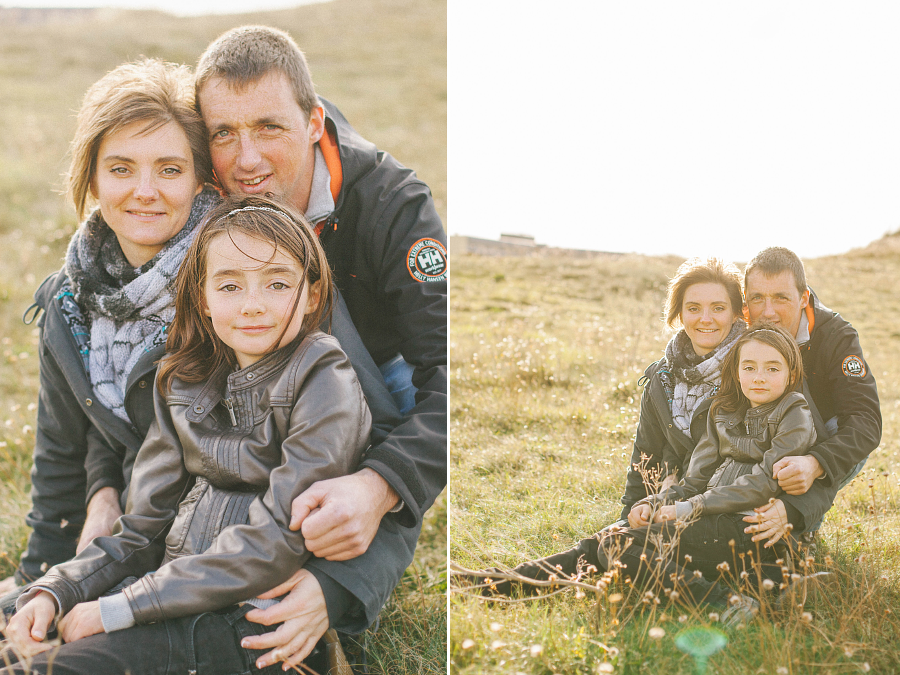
[
  {"x1": 406, "y1": 238, "x2": 448, "y2": 282},
  {"x1": 841, "y1": 355, "x2": 866, "y2": 378}
]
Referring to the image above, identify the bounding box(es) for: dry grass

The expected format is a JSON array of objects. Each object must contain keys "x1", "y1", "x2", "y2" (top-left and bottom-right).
[
  {"x1": 450, "y1": 247, "x2": 900, "y2": 674},
  {"x1": 0, "y1": 0, "x2": 446, "y2": 672}
]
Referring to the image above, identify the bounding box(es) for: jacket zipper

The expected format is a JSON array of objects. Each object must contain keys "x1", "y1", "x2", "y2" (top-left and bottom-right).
[{"x1": 222, "y1": 398, "x2": 237, "y2": 427}]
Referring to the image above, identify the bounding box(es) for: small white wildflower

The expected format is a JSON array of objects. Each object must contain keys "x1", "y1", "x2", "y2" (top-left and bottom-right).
[
  {"x1": 597, "y1": 663, "x2": 615, "y2": 674},
  {"x1": 489, "y1": 622, "x2": 502, "y2": 632},
  {"x1": 708, "y1": 612, "x2": 719, "y2": 622},
  {"x1": 530, "y1": 644, "x2": 543, "y2": 657},
  {"x1": 762, "y1": 579, "x2": 775, "y2": 591},
  {"x1": 776, "y1": 668, "x2": 788, "y2": 675},
  {"x1": 608, "y1": 593, "x2": 623, "y2": 603},
  {"x1": 648, "y1": 627, "x2": 665, "y2": 639},
  {"x1": 461, "y1": 639, "x2": 475, "y2": 650},
  {"x1": 678, "y1": 615, "x2": 687, "y2": 623},
  {"x1": 490, "y1": 640, "x2": 505, "y2": 650},
  {"x1": 801, "y1": 612, "x2": 813, "y2": 623}
]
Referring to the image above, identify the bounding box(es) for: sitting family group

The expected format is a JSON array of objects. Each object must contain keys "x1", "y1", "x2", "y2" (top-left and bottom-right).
[
  {"x1": 465, "y1": 250, "x2": 881, "y2": 622},
  {"x1": 1, "y1": 24, "x2": 446, "y2": 675}
]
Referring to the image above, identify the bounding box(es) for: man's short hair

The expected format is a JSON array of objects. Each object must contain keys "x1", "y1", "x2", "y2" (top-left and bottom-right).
[
  {"x1": 68, "y1": 58, "x2": 213, "y2": 221},
  {"x1": 743, "y1": 247, "x2": 808, "y2": 296},
  {"x1": 195, "y1": 25, "x2": 319, "y2": 119}
]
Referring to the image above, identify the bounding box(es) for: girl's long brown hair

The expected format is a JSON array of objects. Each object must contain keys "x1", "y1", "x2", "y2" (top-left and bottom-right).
[
  {"x1": 157, "y1": 195, "x2": 333, "y2": 394},
  {"x1": 709, "y1": 322, "x2": 804, "y2": 417}
]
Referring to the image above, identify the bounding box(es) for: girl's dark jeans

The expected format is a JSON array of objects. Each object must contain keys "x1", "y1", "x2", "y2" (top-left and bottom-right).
[
  {"x1": 499, "y1": 513, "x2": 782, "y2": 607},
  {"x1": 0, "y1": 599, "x2": 329, "y2": 675}
]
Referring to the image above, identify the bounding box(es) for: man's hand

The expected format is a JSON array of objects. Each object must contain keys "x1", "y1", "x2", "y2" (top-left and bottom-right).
[
  {"x1": 743, "y1": 498, "x2": 790, "y2": 547},
  {"x1": 628, "y1": 503, "x2": 652, "y2": 528},
  {"x1": 652, "y1": 505, "x2": 676, "y2": 523},
  {"x1": 289, "y1": 468, "x2": 399, "y2": 560},
  {"x1": 4, "y1": 592, "x2": 57, "y2": 658},
  {"x1": 244, "y1": 569, "x2": 329, "y2": 671},
  {"x1": 773, "y1": 455, "x2": 823, "y2": 495},
  {"x1": 58, "y1": 601, "x2": 103, "y2": 643},
  {"x1": 77, "y1": 487, "x2": 122, "y2": 554}
]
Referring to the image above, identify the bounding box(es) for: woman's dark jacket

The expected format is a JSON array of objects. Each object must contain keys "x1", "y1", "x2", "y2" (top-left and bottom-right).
[
  {"x1": 19, "y1": 270, "x2": 412, "y2": 633},
  {"x1": 618, "y1": 359, "x2": 712, "y2": 520}
]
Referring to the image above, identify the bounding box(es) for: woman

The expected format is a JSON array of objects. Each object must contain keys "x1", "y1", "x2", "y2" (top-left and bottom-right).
[
  {"x1": 13, "y1": 59, "x2": 218, "y2": 586},
  {"x1": 618, "y1": 256, "x2": 746, "y2": 520}
]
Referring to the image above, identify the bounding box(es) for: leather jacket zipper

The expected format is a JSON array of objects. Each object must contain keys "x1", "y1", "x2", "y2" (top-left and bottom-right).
[{"x1": 222, "y1": 398, "x2": 237, "y2": 427}]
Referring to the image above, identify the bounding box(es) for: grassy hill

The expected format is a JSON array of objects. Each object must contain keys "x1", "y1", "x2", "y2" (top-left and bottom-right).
[
  {"x1": 0, "y1": 1, "x2": 446, "y2": 673},
  {"x1": 450, "y1": 246, "x2": 900, "y2": 674}
]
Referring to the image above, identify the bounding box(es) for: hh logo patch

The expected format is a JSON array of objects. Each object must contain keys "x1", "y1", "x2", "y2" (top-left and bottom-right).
[
  {"x1": 842, "y1": 355, "x2": 866, "y2": 378},
  {"x1": 407, "y1": 238, "x2": 448, "y2": 282}
]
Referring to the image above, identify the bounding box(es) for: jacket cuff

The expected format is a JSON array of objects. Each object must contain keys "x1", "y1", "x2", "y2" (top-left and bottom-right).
[
  {"x1": 306, "y1": 566, "x2": 356, "y2": 629},
  {"x1": 808, "y1": 449, "x2": 836, "y2": 487},
  {"x1": 85, "y1": 473, "x2": 126, "y2": 508},
  {"x1": 358, "y1": 455, "x2": 419, "y2": 528},
  {"x1": 99, "y1": 592, "x2": 135, "y2": 632},
  {"x1": 675, "y1": 501, "x2": 695, "y2": 520}
]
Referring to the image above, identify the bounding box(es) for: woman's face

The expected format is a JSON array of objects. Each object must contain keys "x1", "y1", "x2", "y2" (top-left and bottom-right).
[
  {"x1": 92, "y1": 120, "x2": 202, "y2": 267},
  {"x1": 681, "y1": 282, "x2": 737, "y2": 355}
]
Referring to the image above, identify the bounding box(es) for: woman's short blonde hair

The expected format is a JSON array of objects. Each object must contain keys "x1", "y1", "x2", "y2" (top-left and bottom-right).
[
  {"x1": 664, "y1": 257, "x2": 744, "y2": 327},
  {"x1": 67, "y1": 58, "x2": 214, "y2": 220}
]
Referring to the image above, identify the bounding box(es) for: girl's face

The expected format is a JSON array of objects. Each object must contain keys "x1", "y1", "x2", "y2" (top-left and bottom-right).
[
  {"x1": 680, "y1": 282, "x2": 737, "y2": 356},
  {"x1": 92, "y1": 120, "x2": 202, "y2": 267},
  {"x1": 738, "y1": 339, "x2": 790, "y2": 408},
  {"x1": 202, "y1": 230, "x2": 320, "y2": 369}
]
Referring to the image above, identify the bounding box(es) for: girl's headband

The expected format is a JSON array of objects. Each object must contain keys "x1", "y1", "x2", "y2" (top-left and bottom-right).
[{"x1": 222, "y1": 205, "x2": 286, "y2": 219}]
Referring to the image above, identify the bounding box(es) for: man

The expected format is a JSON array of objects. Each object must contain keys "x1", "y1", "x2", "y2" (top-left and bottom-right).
[
  {"x1": 741, "y1": 247, "x2": 881, "y2": 543},
  {"x1": 193, "y1": 26, "x2": 447, "y2": 669}
]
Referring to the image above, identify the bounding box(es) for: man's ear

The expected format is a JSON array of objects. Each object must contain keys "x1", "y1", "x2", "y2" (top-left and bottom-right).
[
  {"x1": 800, "y1": 289, "x2": 810, "y2": 310},
  {"x1": 307, "y1": 106, "x2": 325, "y2": 145}
]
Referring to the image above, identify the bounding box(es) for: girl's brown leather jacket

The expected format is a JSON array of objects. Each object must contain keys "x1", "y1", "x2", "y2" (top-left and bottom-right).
[{"x1": 34, "y1": 330, "x2": 371, "y2": 624}]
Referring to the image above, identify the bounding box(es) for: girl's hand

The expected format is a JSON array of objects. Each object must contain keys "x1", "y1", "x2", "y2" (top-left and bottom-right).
[
  {"x1": 4, "y1": 592, "x2": 58, "y2": 657},
  {"x1": 743, "y1": 498, "x2": 789, "y2": 546},
  {"x1": 653, "y1": 505, "x2": 676, "y2": 523},
  {"x1": 628, "y1": 503, "x2": 652, "y2": 527},
  {"x1": 58, "y1": 600, "x2": 104, "y2": 643}
]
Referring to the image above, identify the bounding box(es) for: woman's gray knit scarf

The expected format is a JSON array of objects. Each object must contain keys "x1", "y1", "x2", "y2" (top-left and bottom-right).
[
  {"x1": 65, "y1": 187, "x2": 219, "y2": 421},
  {"x1": 666, "y1": 318, "x2": 745, "y2": 436}
]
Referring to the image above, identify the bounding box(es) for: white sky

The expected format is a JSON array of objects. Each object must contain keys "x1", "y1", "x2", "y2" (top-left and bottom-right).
[
  {"x1": 4, "y1": 0, "x2": 324, "y2": 16},
  {"x1": 448, "y1": 1, "x2": 900, "y2": 261}
]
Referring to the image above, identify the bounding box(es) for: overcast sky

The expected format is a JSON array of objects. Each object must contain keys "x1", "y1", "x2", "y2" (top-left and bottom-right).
[
  {"x1": 449, "y1": 1, "x2": 900, "y2": 261},
  {"x1": 4, "y1": 0, "x2": 323, "y2": 15}
]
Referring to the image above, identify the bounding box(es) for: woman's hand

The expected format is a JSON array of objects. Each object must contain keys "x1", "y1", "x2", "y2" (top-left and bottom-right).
[
  {"x1": 628, "y1": 503, "x2": 652, "y2": 527},
  {"x1": 4, "y1": 592, "x2": 58, "y2": 657},
  {"x1": 244, "y1": 569, "x2": 329, "y2": 671},
  {"x1": 77, "y1": 487, "x2": 122, "y2": 554},
  {"x1": 58, "y1": 601, "x2": 104, "y2": 643},
  {"x1": 743, "y1": 498, "x2": 790, "y2": 546},
  {"x1": 652, "y1": 505, "x2": 677, "y2": 523}
]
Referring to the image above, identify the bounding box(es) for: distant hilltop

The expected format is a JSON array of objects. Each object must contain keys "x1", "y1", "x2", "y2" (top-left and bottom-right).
[
  {"x1": 449, "y1": 233, "x2": 622, "y2": 258},
  {"x1": 0, "y1": 7, "x2": 99, "y2": 24}
]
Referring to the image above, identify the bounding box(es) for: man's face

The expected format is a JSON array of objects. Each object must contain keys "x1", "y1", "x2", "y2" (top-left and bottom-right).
[
  {"x1": 744, "y1": 269, "x2": 809, "y2": 338},
  {"x1": 199, "y1": 70, "x2": 324, "y2": 213}
]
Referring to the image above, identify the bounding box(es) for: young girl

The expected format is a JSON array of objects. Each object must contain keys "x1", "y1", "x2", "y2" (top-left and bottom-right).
[
  {"x1": 474, "y1": 324, "x2": 815, "y2": 619},
  {"x1": 5, "y1": 196, "x2": 371, "y2": 674}
]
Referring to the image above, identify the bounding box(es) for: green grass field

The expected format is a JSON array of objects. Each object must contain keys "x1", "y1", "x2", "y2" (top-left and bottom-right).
[
  {"x1": 0, "y1": 1, "x2": 446, "y2": 672},
  {"x1": 450, "y1": 246, "x2": 900, "y2": 674}
]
